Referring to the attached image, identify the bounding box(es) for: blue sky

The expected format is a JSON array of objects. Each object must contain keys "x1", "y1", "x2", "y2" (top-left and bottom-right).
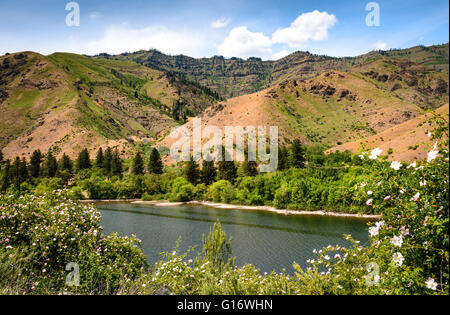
[{"x1": 0, "y1": 0, "x2": 448, "y2": 59}]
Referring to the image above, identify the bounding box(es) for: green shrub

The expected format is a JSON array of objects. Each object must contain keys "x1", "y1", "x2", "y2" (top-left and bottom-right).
[
  {"x1": 143, "y1": 173, "x2": 161, "y2": 195},
  {"x1": 168, "y1": 177, "x2": 194, "y2": 202},
  {"x1": 0, "y1": 192, "x2": 148, "y2": 294},
  {"x1": 207, "y1": 180, "x2": 235, "y2": 203},
  {"x1": 68, "y1": 186, "x2": 84, "y2": 200},
  {"x1": 193, "y1": 184, "x2": 207, "y2": 200},
  {"x1": 34, "y1": 178, "x2": 64, "y2": 196}
]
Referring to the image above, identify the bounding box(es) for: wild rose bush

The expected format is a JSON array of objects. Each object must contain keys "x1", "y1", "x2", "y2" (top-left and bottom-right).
[
  {"x1": 307, "y1": 116, "x2": 449, "y2": 295},
  {"x1": 0, "y1": 191, "x2": 147, "y2": 294}
]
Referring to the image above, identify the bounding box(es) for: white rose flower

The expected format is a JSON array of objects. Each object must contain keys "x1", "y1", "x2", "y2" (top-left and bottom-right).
[
  {"x1": 392, "y1": 252, "x2": 404, "y2": 267},
  {"x1": 425, "y1": 278, "x2": 438, "y2": 291},
  {"x1": 390, "y1": 161, "x2": 402, "y2": 171},
  {"x1": 427, "y1": 142, "x2": 440, "y2": 163},
  {"x1": 369, "y1": 148, "x2": 382, "y2": 160},
  {"x1": 391, "y1": 235, "x2": 403, "y2": 247}
]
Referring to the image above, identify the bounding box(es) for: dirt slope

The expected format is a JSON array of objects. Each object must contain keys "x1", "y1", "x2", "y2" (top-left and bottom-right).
[{"x1": 329, "y1": 104, "x2": 449, "y2": 162}]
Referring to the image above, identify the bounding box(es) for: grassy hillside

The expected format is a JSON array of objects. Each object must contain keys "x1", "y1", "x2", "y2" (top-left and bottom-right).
[
  {"x1": 161, "y1": 58, "x2": 448, "y2": 152},
  {"x1": 103, "y1": 44, "x2": 449, "y2": 99},
  {"x1": 1, "y1": 44, "x2": 448, "y2": 161},
  {"x1": 0, "y1": 52, "x2": 220, "y2": 159}
]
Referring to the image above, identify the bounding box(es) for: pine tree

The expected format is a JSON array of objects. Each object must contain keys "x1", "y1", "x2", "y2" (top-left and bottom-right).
[
  {"x1": 201, "y1": 158, "x2": 217, "y2": 186},
  {"x1": 148, "y1": 148, "x2": 163, "y2": 174},
  {"x1": 218, "y1": 148, "x2": 238, "y2": 183},
  {"x1": 185, "y1": 158, "x2": 200, "y2": 185},
  {"x1": 290, "y1": 139, "x2": 306, "y2": 169},
  {"x1": 242, "y1": 160, "x2": 258, "y2": 177},
  {"x1": 103, "y1": 147, "x2": 113, "y2": 176},
  {"x1": 44, "y1": 152, "x2": 58, "y2": 178},
  {"x1": 1, "y1": 160, "x2": 11, "y2": 192},
  {"x1": 11, "y1": 157, "x2": 21, "y2": 188},
  {"x1": 59, "y1": 153, "x2": 73, "y2": 173},
  {"x1": 111, "y1": 149, "x2": 123, "y2": 177},
  {"x1": 11, "y1": 157, "x2": 20, "y2": 180},
  {"x1": 132, "y1": 152, "x2": 144, "y2": 175},
  {"x1": 95, "y1": 148, "x2": 104, "y2": 168},
  {"x1": 30, "y1": 150, "x2": 42, "y2": 178},
  {"x1": 19, "y1": 158, "x2": 29, "y2": 181},
  {"x1": 57, "y1": 153, "x2": 73, "y2": 184},
  {"x1": 76, "y1": 148, "x2": 91, "y2": 171},
  {"x1": 278, "y1": 146, "x2": 290, "y2": 171},
  {"x1": 240, "y1": 148, "x2": 259, "y2": 177}
]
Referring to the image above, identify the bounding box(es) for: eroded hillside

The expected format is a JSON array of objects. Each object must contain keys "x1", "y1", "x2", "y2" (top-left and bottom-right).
[{"x1": 0, "y1": 52, "x2": 219, "y2": 159}]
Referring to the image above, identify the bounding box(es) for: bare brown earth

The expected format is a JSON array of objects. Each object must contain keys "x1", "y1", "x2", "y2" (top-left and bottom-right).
[
  {"x1": 328, "y1": 104, "x2": 449, "y2": 162},
  {"x1": 1, "y1": 47, "x2": 448, "y2": 162},
  {"x1": 160, "y1": 59, "x2": 448, "y2": 162},
  {"x1": 1, "y1": 52, "x2": 212, "y2": 160}
]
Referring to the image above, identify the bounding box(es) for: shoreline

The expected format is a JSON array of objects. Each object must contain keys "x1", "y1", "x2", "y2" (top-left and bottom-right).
[
  {"x1": 129, "y1": 200, "x2": 382, "y2": 220},
  {"x1": 81, "y1": 198, "x2": 381, "y2": 219}
]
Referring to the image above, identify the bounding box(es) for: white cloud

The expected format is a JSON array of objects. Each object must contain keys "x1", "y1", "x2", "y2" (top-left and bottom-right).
[
  {"x1": 217, "y1": 10, "x2": 338, "y2": 59},
  {"x1": 272, "y1": 10, "x2": 337, "y2": 48},
  {"x1": 211, "y1": 18, "x2": 232, "y2": 29},
  {"x1": 84, "y1": 24, "x2": 207, "y2": 56},
  {"x1": 217, "y1": 26, "x2": 272, "y2": 59},
  {"x1": 373, "y1": 40, "x2": 387, "y2": 50}
]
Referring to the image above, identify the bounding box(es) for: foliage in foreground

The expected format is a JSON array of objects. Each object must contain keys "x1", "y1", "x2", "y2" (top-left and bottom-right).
[
  {"x1": 0, "y1": 192, "x2": 147, "y2": 294},
  {"x1": 1, "y1": 139, "x2": 448, "y2": 295},
  {"x1": 0, "y1": 117, "x2": 448, "y2": 295}
]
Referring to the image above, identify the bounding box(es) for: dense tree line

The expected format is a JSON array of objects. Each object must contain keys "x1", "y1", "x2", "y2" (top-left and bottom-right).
[
  {"x1": 1, "y1": 139, "x2": 313, "y2": 205},
  {"x1": 0, "y1": 147, "x2": 124, "y2": 192},
  {"x1": 0, "y1": 140, "x2": 309, "y2": 194}
]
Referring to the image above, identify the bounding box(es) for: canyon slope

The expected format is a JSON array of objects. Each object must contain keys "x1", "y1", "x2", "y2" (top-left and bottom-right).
[{"x1": 1, "y1": 44, "x2": 448, "y2": 162}]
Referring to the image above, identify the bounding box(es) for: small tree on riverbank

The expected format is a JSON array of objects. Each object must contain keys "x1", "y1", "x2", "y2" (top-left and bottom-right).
[
  {"x1": 201, "y1": 158, "x2": 217, "y2": 186},
  {"x1": 132, "y1": 152, "x2": 144, "y2": 175},
  {"x1": 291, "y1": 139, "x2": 306, "y2": 169},
  {"x1": 148, "y1": 148, "x2": 163, "y2": 175},
  {"x1": 185, "y1": 158, "x2": 200, "y2": 185},
  {"x1": 77, "y1": 148, "x2": 91, "y2": 171}
]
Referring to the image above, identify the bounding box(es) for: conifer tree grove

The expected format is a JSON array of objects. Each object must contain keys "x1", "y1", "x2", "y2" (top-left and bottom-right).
[
  {"x1": 59, "y1": 153, "x2": 73, "y2": 173},
  {"x1": 104, "y1": 147, "x2": 113, "y2": 176},
  {"x1": 218, "y1": 147, "x2": 238, "y2": 183},
  {"x1": 1, "y1": 160, "x2": 11, "y2": 192}
]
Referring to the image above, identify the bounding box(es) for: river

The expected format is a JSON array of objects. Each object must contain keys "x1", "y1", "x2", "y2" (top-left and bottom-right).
[{"x1": 98, "y1": 202, "x2": 370, "y2": 274}]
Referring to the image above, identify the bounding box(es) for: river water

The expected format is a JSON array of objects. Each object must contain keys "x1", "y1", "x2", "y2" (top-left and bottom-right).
[{"x1": 98, "y1": 203, "x2": 370, "y2": 274}]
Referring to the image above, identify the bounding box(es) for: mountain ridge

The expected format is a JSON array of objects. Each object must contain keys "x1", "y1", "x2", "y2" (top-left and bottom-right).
[
  {"x1": 98, "y1": 43, "x2": 449, "y2": 99},
  {"x1": 1, "y1": 43, "x2": 449, "y2": 162}
]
